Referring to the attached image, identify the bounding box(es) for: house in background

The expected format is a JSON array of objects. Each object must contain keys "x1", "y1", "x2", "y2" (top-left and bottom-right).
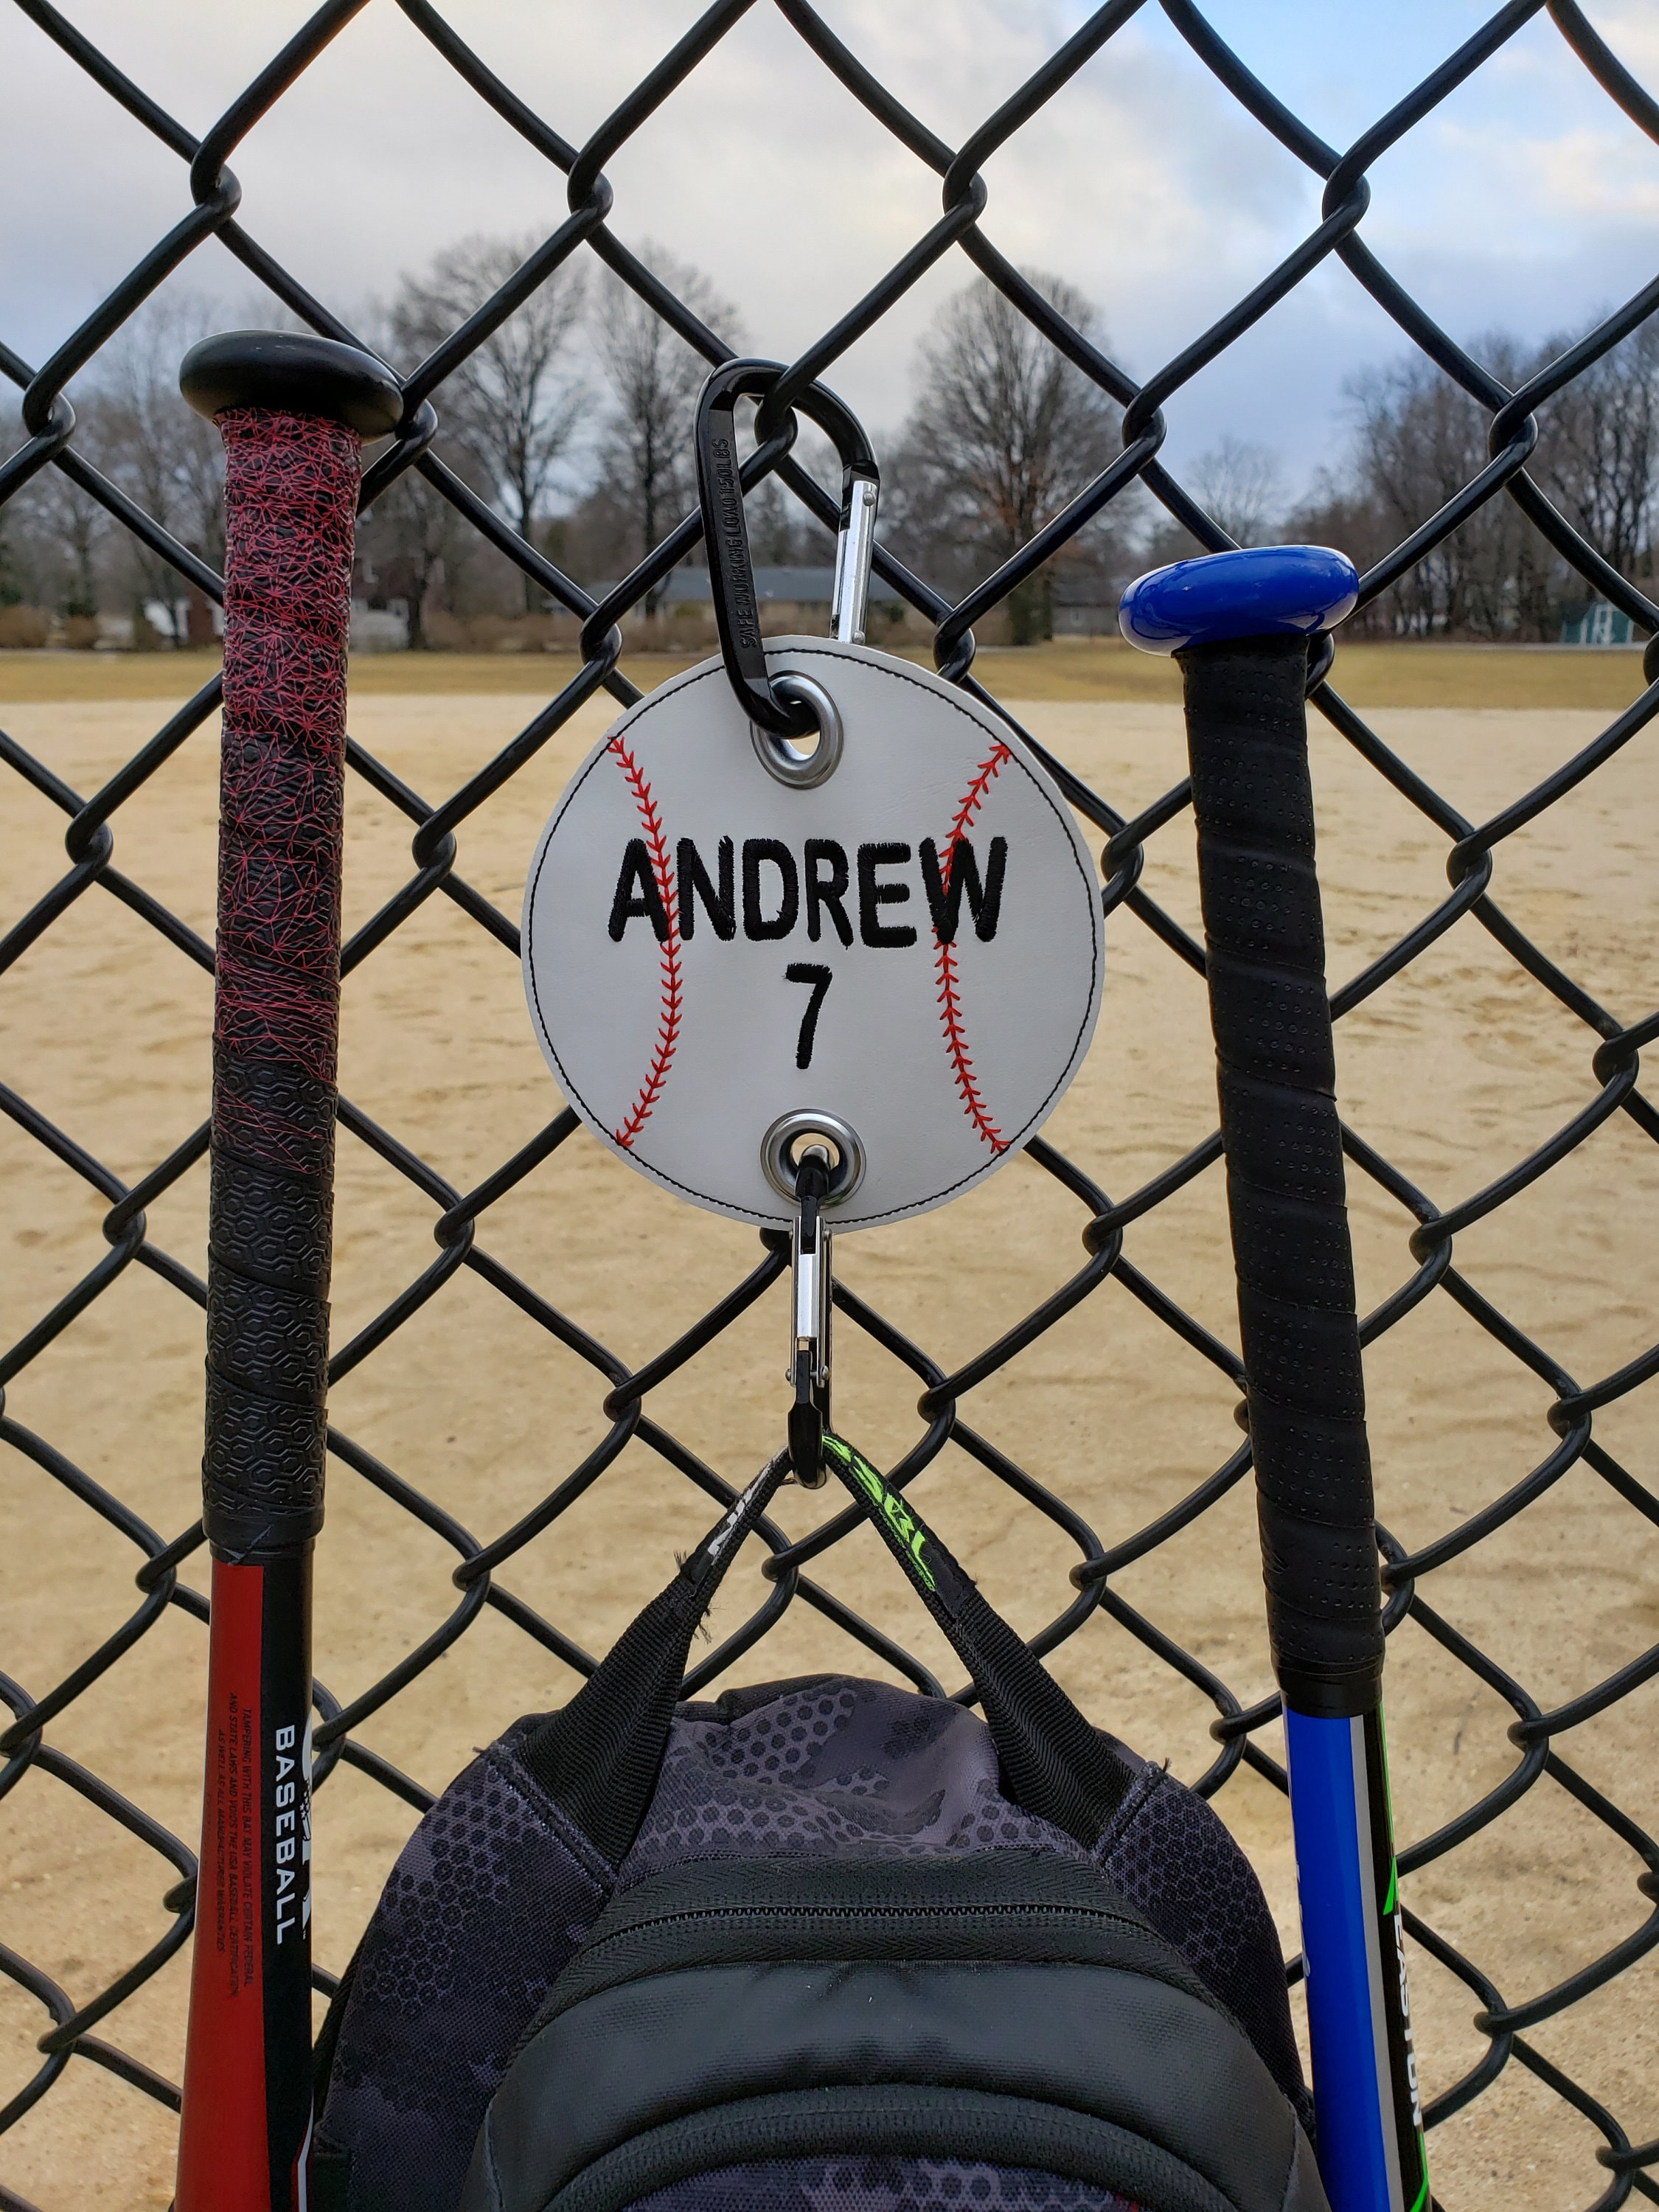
[{"x1": 1559, "y1": 599, "x2": 1641, "y2": 646}]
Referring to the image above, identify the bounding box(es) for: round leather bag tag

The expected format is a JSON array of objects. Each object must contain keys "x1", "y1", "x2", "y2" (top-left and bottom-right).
[{"x1": 522, "y1": 639, "x2": 1102, "y2": 1230}]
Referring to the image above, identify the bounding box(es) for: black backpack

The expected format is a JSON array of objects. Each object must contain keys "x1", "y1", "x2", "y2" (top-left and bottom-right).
[{"x1": 312, "y1": 1439, "x2": 1328, "y2": 2212}]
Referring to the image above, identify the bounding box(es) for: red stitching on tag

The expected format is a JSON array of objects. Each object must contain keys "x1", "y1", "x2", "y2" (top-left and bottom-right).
[
  {"x1": 935, "y1": 742, "x2": 1011, "y2": 1153},
  {"x1": 610, "y1": 737, "x2": 681, "y2": 1148}
]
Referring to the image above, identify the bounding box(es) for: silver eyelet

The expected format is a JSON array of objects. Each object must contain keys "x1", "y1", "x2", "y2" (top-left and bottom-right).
[
  {"x1": 761, "y1": 1110, "x2": 866, "y2": 1206},
  {"x1": 751, "y1": 672, "x2": 843, "y2": 788}
]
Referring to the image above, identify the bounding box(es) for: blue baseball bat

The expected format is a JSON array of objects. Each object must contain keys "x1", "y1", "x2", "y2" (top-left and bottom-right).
[{"x1": 1121, "y1": 545, "x2": 1427, "y2": 2212}]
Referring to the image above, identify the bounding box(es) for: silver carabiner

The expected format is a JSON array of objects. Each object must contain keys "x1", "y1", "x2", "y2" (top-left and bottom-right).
[
  {"x1": 760, "y1": 1110, "x2": 862, "y2": 1487},
  {"x1": 831, "y1": 473, "x2": 879, "y2": 646},
  {"x1": 791, "y1": 1148, "x2": 832, "y2": 1386},
  {"x1": 786, "y1": 1144, "x2": 834, "y2": 1487}
]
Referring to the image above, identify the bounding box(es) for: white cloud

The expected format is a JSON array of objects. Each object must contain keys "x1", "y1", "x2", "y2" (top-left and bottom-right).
[
  {"x1": 1517, "y1": 126, "x2": 1659, "y2": 223},
  {"x1": 2, "y1": 0, "x2": 1655, "y2": 498},
  {"x1": 0, "y1": 2, "x2": 1297, "y2": 415},
  {"x1": 1582, "y1": 1, "x2": 1659, "y2": 71}
]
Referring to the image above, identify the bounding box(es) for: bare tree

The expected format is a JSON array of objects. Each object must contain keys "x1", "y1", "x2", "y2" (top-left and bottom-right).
[
  {"x1": 355, "y1": 471, "x2": 443, "y2": 650},
  {"x1": 889, "y1": 274, "x2": 1122, "y2": 644},
  {"x1": 1189, "y1": 437, "x2": 1286, "y2": 549},
  {"x1": 592, "y1": 248, "x2": 741, "y2": 616},
  {"x1": 1264, "y1": 319, "x2": 1658, "y2": 641},
  {"x1": 19, "y1": 456, "x2": 108, "y2": 626},
  {"x1": 0, "y1": 392, "x2": 112, "y2": 632},
  {"x1": 394, "y1": 234, "x2": 587, "y2": 605},
  {"x1": 0, "y1": 515, "x2": 19, "y2": 611},
  {"x1": 1534, "y1": 316, "x2": 1659, "y2": 583},
  {"x1": 1343, "y1": 344, "x2": 1548, "y2": 639},
  {"x1": 0, "y1": 404, "x2": 29, "y2": 610},
  {"x1": 745, "y1": 473, "x2": 817, "y2": 566},
  {"x1": 86, "y1": 295, "x2": 225, "y2": 638},
  {"x1": 1279, "y1": 468, "x2": 1399, "y2": 636}
]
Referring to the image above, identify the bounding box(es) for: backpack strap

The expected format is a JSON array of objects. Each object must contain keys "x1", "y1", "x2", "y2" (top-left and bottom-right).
[
  {"x1": 821, "y1": 1433, "x2": 1134, "y2": 1848},
  {"x1": 516, "y1": 1455, "x2": 788, "y2": 1865}
]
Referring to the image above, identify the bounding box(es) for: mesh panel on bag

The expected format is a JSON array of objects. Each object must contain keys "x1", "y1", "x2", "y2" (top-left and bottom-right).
[
  {"x1": 622, "y1": 1680, "x2": 1092, "y2": 1879},
  {"x1": 314, "y1": 1730, "x2": 613, "y2": 2212},
  {"x1": 625, "y1": 2158, "x2": 1144, "y2": 2212},
  {"x1": 1093, "y1": 1762, "x2": 1311, "y2": 2133}
]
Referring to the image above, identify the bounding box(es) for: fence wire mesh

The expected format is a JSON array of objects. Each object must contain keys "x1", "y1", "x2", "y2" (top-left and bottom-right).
[{"x1": 3, "y1": 1, "x2": 1659, "y2": 2207}]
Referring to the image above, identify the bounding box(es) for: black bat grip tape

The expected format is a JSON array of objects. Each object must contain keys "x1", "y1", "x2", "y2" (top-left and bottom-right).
[
  {"x1": 1178, "y1": 634, "x2": 1385, "y2": 1719},
  {"x1": 196, "y1": 394, "x2": 366, "y2": 1561}
]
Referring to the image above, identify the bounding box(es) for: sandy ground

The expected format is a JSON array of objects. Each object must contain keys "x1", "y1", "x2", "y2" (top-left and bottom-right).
[
  {"x1": 2, "y1": 680, "x2": 1656, "y2": 2210},
  {"x1": 1, "y1": 637, "x2": 1652, "y2": 710}
]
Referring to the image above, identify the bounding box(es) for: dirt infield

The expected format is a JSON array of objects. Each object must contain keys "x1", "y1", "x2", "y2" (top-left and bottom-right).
[{"x1": 3, "y1": 678, "x2": 1656, "y2": 2208}]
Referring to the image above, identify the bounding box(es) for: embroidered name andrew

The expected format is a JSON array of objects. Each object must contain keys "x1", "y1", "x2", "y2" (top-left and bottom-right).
[{"x1": 608, "y1": 835, "x2": 1008, "y2": 950}]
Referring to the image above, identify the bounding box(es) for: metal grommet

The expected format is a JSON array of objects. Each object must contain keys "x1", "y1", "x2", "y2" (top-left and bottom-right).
[
  {"x1": 761, "y1": 1109, "x2": 865, "y2": 1207},
  {"x1": 751, "y1": 672, "x2": 843, "y2": 788}
]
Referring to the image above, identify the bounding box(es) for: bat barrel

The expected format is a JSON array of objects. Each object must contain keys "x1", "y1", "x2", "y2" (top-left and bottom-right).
[
  {"x1": 1121, "y1": 545, "x2": 1427, "y2": 2212},
  {"x1": 174, "y1": 331, "x2": 399, "y2": 2212}
]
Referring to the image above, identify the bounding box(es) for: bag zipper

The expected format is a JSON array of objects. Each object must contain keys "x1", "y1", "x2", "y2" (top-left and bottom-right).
[{"x1": 577, "y1": 1899, "x2": 1146, "y2": 1961}]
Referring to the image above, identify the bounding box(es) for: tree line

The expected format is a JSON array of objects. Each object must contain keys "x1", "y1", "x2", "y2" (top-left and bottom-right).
[{"x1": 3, "y1": 240, "x2": 1655, "y2": 649}]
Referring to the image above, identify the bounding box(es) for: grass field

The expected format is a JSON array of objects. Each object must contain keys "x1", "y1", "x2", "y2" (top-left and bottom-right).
[{"x1": 0, "y1": 636, "x2": 1652, "y2": 710}]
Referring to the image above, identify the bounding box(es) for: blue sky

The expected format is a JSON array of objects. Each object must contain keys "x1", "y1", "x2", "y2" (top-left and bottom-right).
[{"x1": 3, "y1": 1, "x2": 1655, "y2": 504}]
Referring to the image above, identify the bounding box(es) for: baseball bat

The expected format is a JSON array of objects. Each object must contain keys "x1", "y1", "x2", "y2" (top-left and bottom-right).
[
  {"x1": 174, "y1": 331, "x2": 400, "y2": 2212},
  {"x1": 1120, "y1": 544, "x2": 1428, "y2": 2212}
]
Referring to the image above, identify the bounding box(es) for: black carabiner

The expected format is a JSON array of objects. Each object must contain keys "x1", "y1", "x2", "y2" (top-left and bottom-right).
[{"x1": 694, "y1": 359, "x2": 879, "y2": 740}]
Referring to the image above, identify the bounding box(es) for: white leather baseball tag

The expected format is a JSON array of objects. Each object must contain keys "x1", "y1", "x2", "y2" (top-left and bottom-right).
[{"x1": 522, "y1": 639, "x2": 1102, "y2": 1230}]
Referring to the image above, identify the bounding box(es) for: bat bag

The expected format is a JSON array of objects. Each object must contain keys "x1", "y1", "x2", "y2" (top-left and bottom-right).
[{"x1": 310, "y1": 1442, "x2": 1329, "y2": 2212}]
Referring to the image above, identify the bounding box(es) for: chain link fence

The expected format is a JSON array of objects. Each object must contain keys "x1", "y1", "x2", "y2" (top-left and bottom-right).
[{"x1": 4, "y1": 1, "x2": 1659, "y2": 2206}]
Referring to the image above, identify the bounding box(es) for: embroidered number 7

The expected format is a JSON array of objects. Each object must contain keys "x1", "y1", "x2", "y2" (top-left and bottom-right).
[{"x1": 785, "y1": 964, "x2": 833, "y2": 1070}]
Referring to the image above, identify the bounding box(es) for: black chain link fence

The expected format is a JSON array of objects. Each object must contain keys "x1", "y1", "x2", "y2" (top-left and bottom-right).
[{"x1": 4, "y1": 1, "x2": 1659, "y2": 2205}]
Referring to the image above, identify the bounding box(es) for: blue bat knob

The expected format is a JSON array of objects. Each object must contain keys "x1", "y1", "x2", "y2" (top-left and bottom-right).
[{"x1": 1119, "y1": 543, "x2": 1358, "y2": 655}]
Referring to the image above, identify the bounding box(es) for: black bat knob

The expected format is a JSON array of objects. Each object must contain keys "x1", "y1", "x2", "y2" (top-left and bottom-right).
[{"x1": 180, "y1": 329, "x2": 403, "y2": 435}]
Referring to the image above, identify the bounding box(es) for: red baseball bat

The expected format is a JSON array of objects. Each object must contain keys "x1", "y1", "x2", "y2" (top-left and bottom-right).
[{"x1": 175, "y1": 331, "x2": 400, "y2": 2212}]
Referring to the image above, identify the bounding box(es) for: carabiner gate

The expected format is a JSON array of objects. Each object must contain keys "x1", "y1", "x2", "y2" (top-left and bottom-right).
[{"x1": 786, "y1": 1144, "x2": 832, "y2": 1488}]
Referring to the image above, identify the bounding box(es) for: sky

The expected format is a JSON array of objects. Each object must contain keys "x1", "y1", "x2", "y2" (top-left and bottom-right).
[{"x1": 2, "y1": 0, "x2": 1657, "y2": 504}]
